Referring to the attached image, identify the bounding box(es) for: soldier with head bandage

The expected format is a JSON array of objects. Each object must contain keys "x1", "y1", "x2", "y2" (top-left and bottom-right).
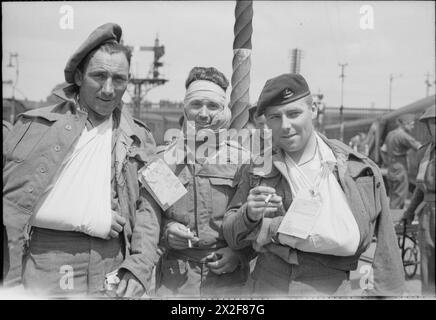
[
  {"x1": 155, "y1": 66, "x2": 253, "y2": 298},
  {"x1": 182, "y1": 69, "x2": 232, "y2": 134}
]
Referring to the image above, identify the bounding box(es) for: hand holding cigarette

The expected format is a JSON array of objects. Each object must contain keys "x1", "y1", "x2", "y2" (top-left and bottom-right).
[
  {"x1": 264, "y1": 194, "x2": 272, "y2": 205},
  {"x1": 246, "y1": 186, "x2": 283, "y2": 222},
  {"x1": 166, "y1": 222, "x2": 199, "y2": 250}
]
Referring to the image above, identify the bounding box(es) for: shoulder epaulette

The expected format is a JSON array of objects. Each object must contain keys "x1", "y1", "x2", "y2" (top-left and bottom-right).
[
  {"x1": 226, "y1": 139, "x2": 250, "y2": 153},
  {"x1": 2, "y1": 120, "x2": 13, "y2": 131},
  {"x1": 156, "y1": 144, "x2": 169, "y2": 155},
  {"x1": 133, "y1": 118, "x2": 151, "y2": 133}
]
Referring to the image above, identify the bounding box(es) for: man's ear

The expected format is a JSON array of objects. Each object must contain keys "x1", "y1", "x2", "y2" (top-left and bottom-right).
[
  {"x1": 311, "y1": 101, "x2": 318, "y2": 120},
  {"x1": 74, "y1": 69, "x2": 83, "y2": 87}
]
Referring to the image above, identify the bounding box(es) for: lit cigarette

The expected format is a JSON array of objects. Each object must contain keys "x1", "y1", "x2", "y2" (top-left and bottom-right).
[
  {"x1": 187, "y1": 228, "x2": 192, "y2": 248},
  {"x1": 264, "y1": 194, "x2": 272, "y2": 204}
]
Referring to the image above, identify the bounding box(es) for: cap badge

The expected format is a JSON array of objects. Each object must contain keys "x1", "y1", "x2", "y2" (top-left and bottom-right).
[{"x1": 283, "y1": 88, "x2": 294, "y2": 99}]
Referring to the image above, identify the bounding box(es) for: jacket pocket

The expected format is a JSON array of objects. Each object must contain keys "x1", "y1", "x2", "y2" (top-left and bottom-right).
[
  {"x1": 8, "y1": 120, "x2": 52, "y2": 163},
  {"x1": 355, "y1": 176, "x2": 379, "y2": 222},
  {"x1": 208, "y1": 176, "x2": 235, "y2": 220},
  {"x1": 156, "y1": 256, "x2": 188, "y2": 292},
  {"x1": 4, "y1": 120, "x2": 33, "y2": 163},
  {"x1": 164, "y1": 170, "x2": 192, "y2": 223}
]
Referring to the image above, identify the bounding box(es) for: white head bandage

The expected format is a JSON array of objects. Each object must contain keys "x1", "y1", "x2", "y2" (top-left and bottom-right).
[
  {"x1": 183, "y1": 80, "x2": 231, "y2": 132},
  {"x1": 184, "y1": 80, "x2": 227, "y2": 107}
]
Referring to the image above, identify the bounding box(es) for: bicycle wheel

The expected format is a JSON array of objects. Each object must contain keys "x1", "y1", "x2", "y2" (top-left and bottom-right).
[{"x1": 403, "y1": 247, "x2": 419, "y2": 279}]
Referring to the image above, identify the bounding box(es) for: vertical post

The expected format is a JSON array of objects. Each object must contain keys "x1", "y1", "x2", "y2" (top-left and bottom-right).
[
  {"x1": 388, "y1": 74, "x2": 393, "y2": 110},
  {"x1": 338, "y1": 62, "x2": 347, "y2": 142},
  {"x1": 7, "y1": 52, "x2": 19, "y2": 124},
  {"x1": 425, "y1": 72, "x2": 431, "y2": 97},
  {"x1": 230, "y1": 0, "x2": 253, "y2": 131},
  {"x1": 132, "y1": 81, "x2": 143, "y2": 119},
  {"x1": 388, "y1": 73, "x2": 402, "y2": 110},
  {"x1": 290, "y1": 48, "x2": 302, "y2": 74},
  {"x1": 374, "y1": 121, "x2": 380, "y2": 163},
  {"x1": 11, "y1": 90, "x2": 15, "y2": 124}
]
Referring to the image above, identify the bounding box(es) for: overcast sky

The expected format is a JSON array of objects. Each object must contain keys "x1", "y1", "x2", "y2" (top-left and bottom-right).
[{"x1": 2, "y1": 1, "x2": 435, "y2": 109}]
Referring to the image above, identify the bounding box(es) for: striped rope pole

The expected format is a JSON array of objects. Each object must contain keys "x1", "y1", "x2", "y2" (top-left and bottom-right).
[{"x1": 229, "y1": 0, "x2": 253, "y2": 130}]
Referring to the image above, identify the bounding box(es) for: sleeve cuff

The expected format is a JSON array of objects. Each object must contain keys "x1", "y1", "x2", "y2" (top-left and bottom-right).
[
  {"x1": 242, "y1": 204, "x2": 262, "y2": 228},
  {"x1": 119, "y1": 258, "x2": 152, "y2": 294}
]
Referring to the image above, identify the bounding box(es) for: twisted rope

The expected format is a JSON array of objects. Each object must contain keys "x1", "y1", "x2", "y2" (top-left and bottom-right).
[{"x1": 230, "y1": 0, "x2": 253, "y2": 130}]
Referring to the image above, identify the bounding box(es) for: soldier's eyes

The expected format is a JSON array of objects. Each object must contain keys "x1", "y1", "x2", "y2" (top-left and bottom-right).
[
  {"x1": 190, "y1": 101, "x2": 202, "y2": 108},
  {"x1": 208, "y1": 103, "x2": 220, "y2": 110},
  {"x1": 287, "y1": 112, "x2": 301, "y2": 118},
  {"x1": 268, "y1": 115, "x2": 280, "y2": 120},
  {"x1": 91, "y1": 73, "x2": 107, "y2": 80}
]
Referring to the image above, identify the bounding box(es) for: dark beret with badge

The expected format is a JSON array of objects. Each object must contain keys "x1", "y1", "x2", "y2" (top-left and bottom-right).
[
  {"x1": 256, "y1": 73, "x2": 311, "y2": 116},
  {"x1": 64, "y1": 22, "x2": 123, "y2": 84}
]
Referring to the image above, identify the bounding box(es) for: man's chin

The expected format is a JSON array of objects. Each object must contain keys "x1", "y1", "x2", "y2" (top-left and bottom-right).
[
  {"x1": 280, "y1": 136, "x2": 298, "y2": 144},
  {"x1": 278, "y1": 139, "x2": 302, "y2": 153},
  {"x1": 94, "y1": 103, "x2": 117, "y2": 115},
  {"x1": 195, "y1": 123, "x2": 213, "y2": 131}
]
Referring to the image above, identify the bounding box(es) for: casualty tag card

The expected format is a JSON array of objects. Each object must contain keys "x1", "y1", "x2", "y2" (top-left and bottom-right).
[
  {"x1": 139, "y1": 157, "x2": 187, "y2": 211},
  {"x1": 277, "y1": 189, "x2": 322, "y2": 240}
]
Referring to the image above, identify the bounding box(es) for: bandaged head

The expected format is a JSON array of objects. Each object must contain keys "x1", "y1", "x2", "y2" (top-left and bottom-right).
[{"x1": 183, "y1": 67, "x2": 231, "y2": 133}]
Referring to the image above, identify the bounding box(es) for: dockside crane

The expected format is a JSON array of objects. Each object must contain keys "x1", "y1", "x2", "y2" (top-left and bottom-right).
[{"x1": 124, "y1": 36, "x2": 168, "y2": 119}]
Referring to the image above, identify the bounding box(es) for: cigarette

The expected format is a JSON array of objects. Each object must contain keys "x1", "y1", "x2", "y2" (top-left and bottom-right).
[
  {"x1": 187, "y1": 228, "x2": 192, "y2": 248},
  {"x1": 264, "y1": 194, "x2": 272, "y2": 204}
]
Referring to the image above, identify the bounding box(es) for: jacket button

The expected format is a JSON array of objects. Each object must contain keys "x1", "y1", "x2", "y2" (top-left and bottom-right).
[
  {"x1": 54, "y1": 145, "x2": 61, "y2": 152},
  {"x1": 376, "y1": 182, "x2": 381, "y2": 188},
  {"x1": 27, "y1": 186, "x2": 34, "y2": 193},
  {"x1": 39, "y1": 166, "x2": 46, "y2": 173},
  {"x1": 65, "y1": 124, "x2": 72, "y2": 131}
]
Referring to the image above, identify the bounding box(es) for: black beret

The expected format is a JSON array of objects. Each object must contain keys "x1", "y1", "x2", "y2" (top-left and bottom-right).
[
  {"x1": 256, "y1": 73, "x2": 311, "y2": 116},
  {"x1": 64, "y1": 23, "x2": 123, "y2": 84}
]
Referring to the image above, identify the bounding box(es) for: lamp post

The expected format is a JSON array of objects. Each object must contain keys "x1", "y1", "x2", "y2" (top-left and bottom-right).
[
  {"x1": 425, "y1": 72, "x2": 432, "y2": 97},
  {"x1": 7, "y1": 52, "x2": 19, "y2": 123},
  {"x1": 388, "y1": 73, "x2": 402, "y2": 110},
  {"x1": 338, "y1": 63, "x2": 348, "y2": 142}
]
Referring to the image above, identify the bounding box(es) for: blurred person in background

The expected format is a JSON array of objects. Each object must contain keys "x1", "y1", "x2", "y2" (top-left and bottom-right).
[
  {"x1": 402, "y1": 105, "x2": 435, "y2": 296},
  {"x1": 383, "y1": 114, "x2": 422, "y2": 209}
]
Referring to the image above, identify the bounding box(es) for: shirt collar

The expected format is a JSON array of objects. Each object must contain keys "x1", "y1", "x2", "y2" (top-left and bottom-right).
[{"x1": 53, "y1": 83, "x2": 140, "y2": 142}]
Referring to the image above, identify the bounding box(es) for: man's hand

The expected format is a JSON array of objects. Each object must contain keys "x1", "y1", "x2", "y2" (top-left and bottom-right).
[
  {"x1": 166, "y1": 222, "x2": 199, "y2": 250},
  {"x1": 247, "y1": 186, "x2": 282, "y2": 222},
  {"x1": 206, "y1": 247, "x2": 241, "y2": 275},
  {"x1": 107, "y1": 211, "x2": 126, "y2": 239},
  {"x1": 116, "y1": 270, "x2": 145, "y2": 298}
]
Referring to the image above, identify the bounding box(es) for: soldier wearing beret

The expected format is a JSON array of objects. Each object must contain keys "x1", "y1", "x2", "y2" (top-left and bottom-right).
[
  {"x1": 223, "y1": 73, "x2": 405, "y2": 296},
  {"x1": 3, "y1": 23, "x2": 161, "y2": 297}
]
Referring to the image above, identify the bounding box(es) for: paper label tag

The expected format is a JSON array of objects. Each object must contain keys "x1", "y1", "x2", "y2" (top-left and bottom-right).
[
  {"x1": 139, "y1": 157, "x2": 188, "y2": 211},
  {"x1": 277, "y1": 189, "x2": 322, "y2": 239}
]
